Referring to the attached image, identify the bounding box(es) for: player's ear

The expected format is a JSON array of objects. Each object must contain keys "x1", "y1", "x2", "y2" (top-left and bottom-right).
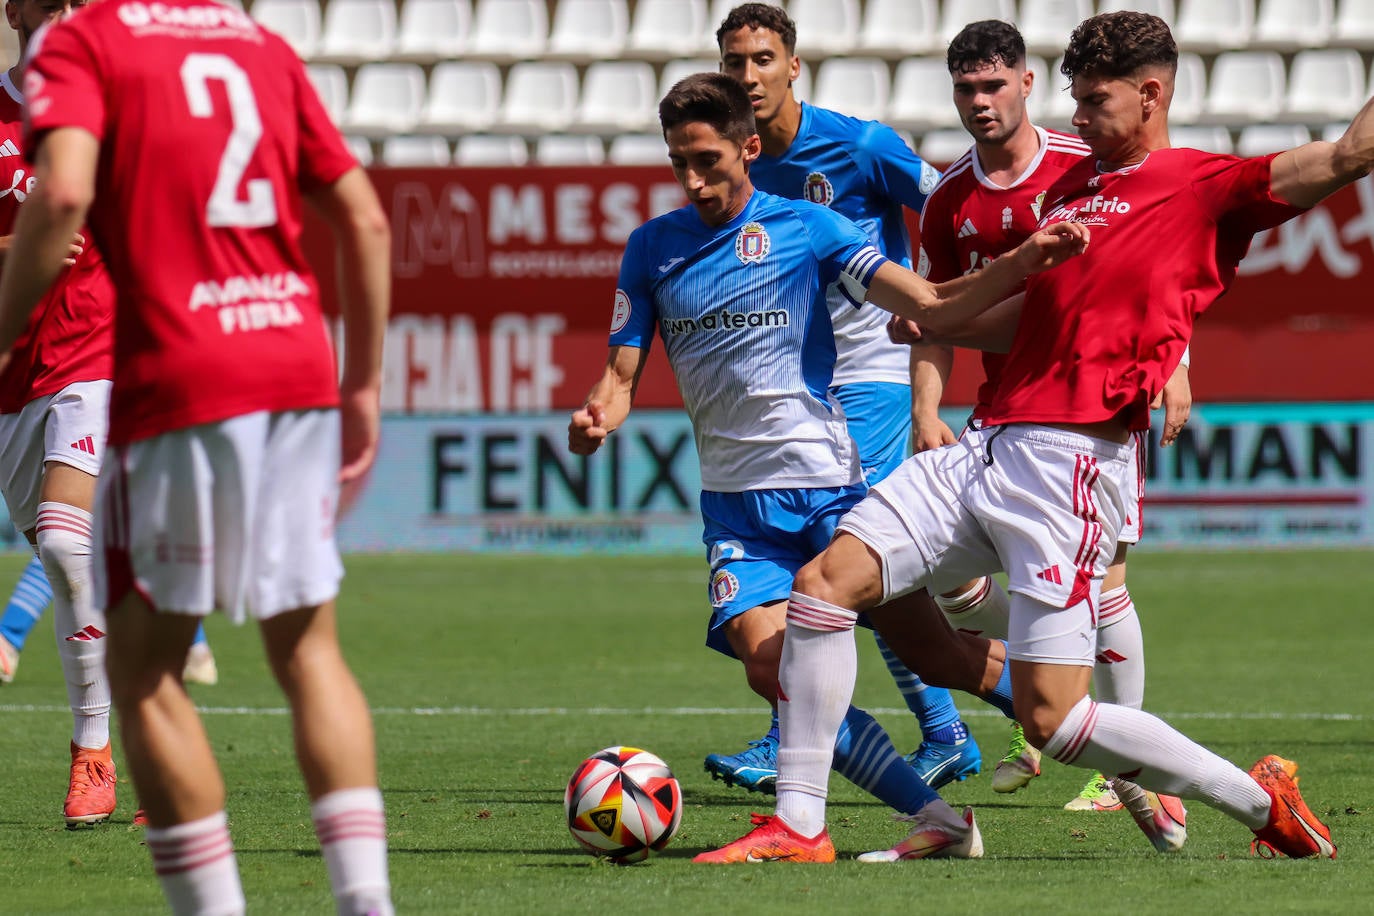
[
  {"x1": 5, "y1": 2, "x2": 21, "y2": 31},
  {"x1": 1139, "y1": 75, "x2": 1164, "y2": 114},
  {"x1": 741, "y1": 133, "x2": 761, "y2": 164},
  {"x1": 1022, "y1": 66, "x2": 1034, "y2": 100},
  {"x1": 788, "y1": 54, "x2": 800, "y2": 85}
]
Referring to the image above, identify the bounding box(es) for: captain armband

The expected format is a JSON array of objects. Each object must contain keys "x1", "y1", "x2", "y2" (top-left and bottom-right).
[{"x1": 836, "y1": 246, "x2": 889, "y2": 308}]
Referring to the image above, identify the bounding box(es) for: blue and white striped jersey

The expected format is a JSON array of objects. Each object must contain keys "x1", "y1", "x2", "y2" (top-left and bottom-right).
[
  {"x1": 751, "y1": 103, "x2": 939, "y2": 387},
  {"x1": 610, "y1": 189, "x2": 887, "y2": 492}
]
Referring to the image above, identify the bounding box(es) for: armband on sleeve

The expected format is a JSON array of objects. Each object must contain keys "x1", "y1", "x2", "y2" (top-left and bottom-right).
[{"x1": 836, "y1": 246, "x2": 889, "y2": 308}]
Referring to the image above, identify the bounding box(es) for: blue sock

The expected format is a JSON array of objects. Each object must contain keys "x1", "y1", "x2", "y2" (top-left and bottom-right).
[
  {"x1": 983, "y1": 641, "x2": 1016, "y2": 720},
  {"x1": 832, "y1": 705, "x2": 940, "y2": 815},
  {"x1": 766, "y1": 707, "x2": 779, "y2": 742},
  {"x1": 192, "y1": 624, "x2": 208, "y2": 647},
  {"x1": 873, "y1": 631, "x2": 962, "y2": 738},
  {"x1": 0, "y1": 556, "x2": 52, "y2": 651}
]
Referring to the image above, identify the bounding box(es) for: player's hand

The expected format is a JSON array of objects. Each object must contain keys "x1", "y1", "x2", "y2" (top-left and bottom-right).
[
  {"x1": 912, "y1": 415, "x2": 956, "y2": 453},
  {"x1": 1152, "y1": 361, "x2": 1192, "y2": 447},
  {"x1": 64, "y1": 232, "x2": 85, "y2": 267},
  {"x1": 568, "y1": 400, "x2": 609, "y2": 455},
  {"x1": 1016, "y1": 222, "x2": 1090, "y2": 273},
  {"x1": 887, "y1": 314, "x2": 923, "y2": 345},
  {"x1": 337, "y1": 381, "x2": 381, "y2": 516}
]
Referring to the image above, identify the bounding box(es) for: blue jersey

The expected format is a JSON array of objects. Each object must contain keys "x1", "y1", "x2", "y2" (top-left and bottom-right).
[
  {"x1": 751, "y1": 103, "x2": 940, "y2": 388},
  {"x1": 610, "y1": 189, "x2": 888, "y2": 492}
]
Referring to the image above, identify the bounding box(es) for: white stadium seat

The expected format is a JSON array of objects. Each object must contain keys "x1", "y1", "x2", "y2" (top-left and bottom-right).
[
  {"x1": 940, "y1": 0, "x2": 1017, "y2": 44},
  {"x1": 536, "y1": 135, "x2": 608, "y2": 166},
  {"x1": 1283, "y1": 50, "x2": 1366, "y2": 124},
  {"x1": 314, "y1": 0, "x2": 396, "y2": 64},
  {"x1": 1323, "y1": 122, "x2": 1350, "y2": 143},
  {"x1": 575, "y1": 61, "x2": 658, "y2": 133},
  {"x1": 250, "y1": 0, "x2": 320, "y2": 59},
  {"x1": 547, "y1": 0, "x2": 629, "y2": 62},
  {"x1": 812, "y1": 57, "x2": 890, "y2": 122},
  {"x1": 888, "y1": 57, "x2": 961, "y2": 131},
  {"x1": 1023, "y1": 53, "x2": 1052, "y2": 123},
  {"x1": 703, "y1": 0, "x2": 784, "y2": 53},
  {"x1": 856, "y1": 0, "x2": 938, "y2": 58},
  {"x1": 658, "y1": 58, "x2": 721, "y2": 98},
  {"x1": 467, "y1": 0, "x2": 547, "y2": 62},
  {"x1": 454, "y1": 134, "x2": 530, "y2": 166},
  {"x1": 1334, "y1": 0, "x2": 1374, "y2": 49},
  {"x1": 305, "y1": 63, "x2": 348, "y2": 125},
  {"x1": 419, "y1": 61, "x2": 502, "y2": 133},
  {"x1": 381, "y1": 135, "x2": 452, "y2": 167},
  {"x1": 1235, "y1": 124, "x2": 1312, "y2": 158},
  {"x1": 1202, "y1": 51, "x2": 1285, "y2": 127},
  {"x1": 342, "y1": 62, "x2": 425, "y2": 137},
  {"x1": 1171, "y1": 52, "x2": 1206, "y2": 125},
  {"x1": 792, "y1": 60, "x2": 812, "y2": 101},
  {"x1": 394, "y1": 0, "x2": 470, "y2": 62},
  {"x1": 1169, "y1": 124, "x2": 1234, "y2": 154},
  {"x1": 608, "y1": 132, "x2": 670, "y2": 165},
  {"x1": 1097, "y1": 0, "x2": 1174, "y2": 22},
  {"x1": 498, "y1": 61, "x2": 579, "y2": 134},
  {"x1": 344, "y1": 135, "x2": 375, "y2": 166},
  {"x1": 1175, "y1": 0, "x2": 1253, "y2": 53},
  {"x1": 1252, "y1": 0, "x2": 1333, "y2": 50},
  {"x1": 1020, "y1": 0, "x2": 1094, "y2": 57},
  {"x1": 919, "y1": 128, "x2": 974, "y2": 166},
  {"x1": 626, "y1": 0, "x2": 709, "y2": 61},
  {"x1": 790, "y1": 0, "x2": 861, "y2": 58},
  {"x1": 1040, "y1": 56, "x2": 1076, "y2": 126}
]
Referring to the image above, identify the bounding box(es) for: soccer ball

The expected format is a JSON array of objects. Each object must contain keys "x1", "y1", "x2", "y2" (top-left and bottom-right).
[{"x1": 564, "y1": 746, "x2": 683, "y2": 863}]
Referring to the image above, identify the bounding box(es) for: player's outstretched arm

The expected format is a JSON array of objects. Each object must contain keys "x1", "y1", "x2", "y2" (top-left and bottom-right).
[
  {"x1": 919, "y1": 294, "x2": 1025, "y2": 353},
  {"x1": 0, "y1": 127, "x2": 96, "y2": 354},
  {"x1": 909, "y1": 343, "x2": 957, "y2": 453},
  {"x1": 1271, "y1": 94, "x2": 1374, "y2": 209},
  {"x1": 568, "y1": 346, "x2": 645, "y2": 456}
]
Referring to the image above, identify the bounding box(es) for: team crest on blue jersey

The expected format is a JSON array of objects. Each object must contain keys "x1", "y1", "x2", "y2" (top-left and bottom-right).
[
  {"x1": 735, "y1": 221, "x2": 770, "y2": 264},
  {"x1": 803, "y1": 171, "x2": 834, "y2": 207},
  {"x1": 710, "y1": 568, "x2": 740, "y2": 607}
]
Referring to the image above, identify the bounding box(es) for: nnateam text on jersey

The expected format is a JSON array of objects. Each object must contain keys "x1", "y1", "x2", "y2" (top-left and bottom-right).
[{"x1": 661, "y1": 308, "x2": 790, "y2": 337}]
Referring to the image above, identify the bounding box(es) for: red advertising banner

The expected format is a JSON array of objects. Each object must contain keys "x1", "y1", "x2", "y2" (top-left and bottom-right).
[{"x1": 303, "y1": 168, "x2": 1374, "y2": 412}]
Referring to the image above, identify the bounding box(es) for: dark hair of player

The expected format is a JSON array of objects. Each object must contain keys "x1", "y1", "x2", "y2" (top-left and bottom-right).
[
  {"x1": 946, "y1": 20, "x2": 1026, "y2": 75},
  {"x1": 1060, "y1": 11, "x2": 1179, "y2": 80},
  {"x1": 659, "y1": 72, "x2": 758, "y2": 144},
  {"x1": 715, "y1": 2, "x2": 797, "y2": 54}
]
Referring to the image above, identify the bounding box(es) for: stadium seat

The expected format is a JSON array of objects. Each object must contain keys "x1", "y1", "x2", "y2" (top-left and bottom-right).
[
  {"x1": 547, "y1": 0, "x2": 629, "y2": 62},
  {"x1": 536, "y1": 135, "x2": 608, "y2": 166},
  {"x1": 702, "y1": 0, "x2": 784, "y2": 53},
  {"x1": 1252, "y1": 0, "x2": 1333, "y2": 50},
  {"x1": 1174, "y1": 0, "x2": 1253, "y2": 53},
  {"x1": 626, "y1": 0, "x2": 709, "y2": 60},
  {"x1": 344, "y1": 135, "x2": 375, "y2": 166},
  {"x1": 314, "y1": 0, "x2": 396, "y2": 64},
  {"x1": 380, "y1": 135, "x2": 452, "y2": 167},
  {"x1": 1322, "y1": 122, "x2": 1350, "y2": 142},
  {"x1": 1284, "y1": 50, "x2": 1366, "y2": 124},
  {"x1": 418, "y1": 61, "x2": 502, "y2": 133},
  {"x1": 1039, "y1": 55, "x2": 1076, "y2": 126},
  {"x1": 1020, "y1": 0, "x2": 1094, "y2": 57},
  {"x1": 1024, "y1": 53, "x2": 1051, "y2": 123},
  {"x1": 305, "y1": 63, "x2": 348, "y2": 125},
  {"x1": 918, "y1": 128, "x2": 973, "y2": 166},
  {"x1": 249, "y1": 0, "x2": 320, "y2": 59},
  {"x1": 855, "y1": 0, "x2": 938, "y2": 58},
  {"x1": 575, "y1": 60, "x2": 658, "y2": 133},
  {"x1": 939, "y1": 0, "x2": 1017, "y2": 44},
  {"x1": 790, "y1": 0, "x2": 861, "y2": 58},
  {"x1": 394, "y1": 0, "x2": 470, "y2": 62},
  {"x1": 658, "y1": 58, "x2": 722, "y2": 98},
  {"x1": 498, "y1": 61, "x2": 579, "y2": 134},
  {"x1": 812, "y1": 57, "x2": 890, "y2": 122},
  {"x1": 1169, "y1": 124, "x2": 1234, "y2": 153},
  {"x1": 793, "y1": 60, "x2": 812, "y2": 101},
  {"x1": 608, "y1": 132, "x2": 670, "y2": 165},
  {"x1": 1171, "y1": 52, "x2": 1206, "y2": 124},
  {"x1": 1097, "y1": 0, "x2": 1174, "y2": 22},
  {"x1": 453, "y1": 134, "x2": 530, "y2": 166},
  {"x1": 1334, "y1": 0, "x2": 1374, "y2": 49},
  {"x1": 342, "y1": 62, "x2": 425, "y2": 137},
  {"x1": 1202, "y1": 52, "x2": 1285, "y2": 127},
  {"x1": 467, "y1": 0, "x2": 547, "y2": 62},
  {"x1": 1235, "y1": 124, "x2": 1312, "y2": 157},
  {"x1": 888, "y1": 57, "x2": 961, "y2": 131}
]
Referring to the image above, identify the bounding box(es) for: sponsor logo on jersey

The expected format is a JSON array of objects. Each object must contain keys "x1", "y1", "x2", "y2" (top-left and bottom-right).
[
  {"x1": 661, "y1": 307, "x2": 789, "y2": 337},
  {"x1": 957, "y1": 218, "x2": 978, "y2": 239},
  {"x1": 609, "y1": 288, "x2": 631, "y2": 333},
  {"x1": 916, "y1": 245, "x2": 930, "y2": 278},
  {"x1": 116, "y1": 1, "x2": 257, "y2": 34},
  {"x1": 656, "y1": 256, "x2": 684, "y2": 274},
  {"x1": 1044, "y1": 194, "x2": 1132, "y2": 227},
  {"x1": 0, "y1": 139, "x2": 19, "y2": 158},
  {"x1": 0, "y1": 168, "x2": 33, "y2": 203},
  {"x1": 70, "y1": 435, "x2": 96, "y2": 455},
  {"x1": 187, "y1": 271, "x2": 312, "y2": 335},
  {"x1": 803, "y1": 171, "x2": 834, "y2": 207},
  {"x1": 709, "y1": 568, "x2": 740, "y2": 607},
  {"x1": 735, "y1": 221, "x2": 770, "y2": 264},
  {"x1": 919, "y1": 161, "x2": 940, "y2": 196}
]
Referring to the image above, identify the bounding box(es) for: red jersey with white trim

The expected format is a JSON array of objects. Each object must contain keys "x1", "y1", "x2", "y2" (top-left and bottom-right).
[
  {"x1": 0, "y1": 71, "x2": 112, "y2": 415},
  {"x1": 24, "y1": 0, "x2": 357, "y2": 445},
  {"x1": 917, "y1": 127, "x2": 1090, "y2": 417},
  {"x1": 983, "y1": 148, "x2": 1305, "y2": 431}
]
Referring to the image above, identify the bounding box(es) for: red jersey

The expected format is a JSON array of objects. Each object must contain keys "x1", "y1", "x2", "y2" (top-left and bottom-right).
[
  {"x1": 918, "y1": 127, "x2": 1090, "y2": 417},
  {"x1": 0, "y1": 71, "x2": 112, "y2": 415},
  {"x1": 983, "y1": 148, "x2": 1305, "y2": 431},
  {"x1": 24, "y1": 0, "x2": 357, "y2": 445}
]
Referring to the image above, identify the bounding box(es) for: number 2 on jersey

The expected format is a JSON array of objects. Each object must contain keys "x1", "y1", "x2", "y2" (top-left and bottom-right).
[{"x1": 180, "y1": 53, "x2": 278, "y2": 229}]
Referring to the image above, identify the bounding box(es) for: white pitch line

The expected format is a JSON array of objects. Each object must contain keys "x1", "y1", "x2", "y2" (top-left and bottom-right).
[{"x1": 0, "y1": 703, "x2": 1367, "y2": 721}]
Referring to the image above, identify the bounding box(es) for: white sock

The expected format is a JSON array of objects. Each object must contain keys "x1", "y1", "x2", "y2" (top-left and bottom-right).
[
  {"x1": 775, "y1": 591, "x2": 858, "y2": 839},
  {"x1": 37, "y1": 502, "x2": 109, "y2": 749},
  {"x1": 934, "y1": 576, "x2": 1010, "y2": 639},
  {"x1": 312, "y1": 787, "x2": 393, "y2": 916},
  {"x1": 1043, "y1": 695, "x2": 1271, "y2": 828},
  {"x1": 1093, "y1": 585, "x2": 1145, "y2": 709},
  {"x1": 145, "y1": 811, "x2": 245, "y2": 916}
]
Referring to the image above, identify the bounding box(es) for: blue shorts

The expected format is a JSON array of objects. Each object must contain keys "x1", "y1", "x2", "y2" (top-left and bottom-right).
[
  {"x1": 832, "y1": 382, "x2": 912, "y2": 486},
  {"x1": 700, "y1": 483, "x2": 868, "y2": 657}
]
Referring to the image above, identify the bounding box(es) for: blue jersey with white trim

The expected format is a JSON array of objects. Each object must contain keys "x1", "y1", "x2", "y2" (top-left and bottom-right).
[
  {"x1": 751, "y1": 103, "x2": 939, "y2": 387},
  {"x1": 610, "y1": 189, "x2": 888, "y2": 492}
]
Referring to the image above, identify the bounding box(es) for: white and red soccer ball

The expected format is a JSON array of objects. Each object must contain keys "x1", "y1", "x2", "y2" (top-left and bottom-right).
[{"x1": 564, "y1": 746, "x2": 682, "y2": 863}]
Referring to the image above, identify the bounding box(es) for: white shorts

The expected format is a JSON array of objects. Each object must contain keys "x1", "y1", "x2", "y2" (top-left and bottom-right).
[
  {"x1": 0, "y1": 380, "x2": 110, "y2": 533},
  {"x1": 1117, "y1": 431, "x2": 1146, "y2": 545},
  {"x1": 837, "y1": 424, "x2": 1130, "y2": 665},
  {"x1": 93, "y1": 409, "x2": 344, "y2": 623}
]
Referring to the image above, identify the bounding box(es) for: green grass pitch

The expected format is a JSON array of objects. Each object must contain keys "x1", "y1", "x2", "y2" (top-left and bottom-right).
[{"x1": 0, "y1": 550, "x2": 1369, "y2": 914}]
